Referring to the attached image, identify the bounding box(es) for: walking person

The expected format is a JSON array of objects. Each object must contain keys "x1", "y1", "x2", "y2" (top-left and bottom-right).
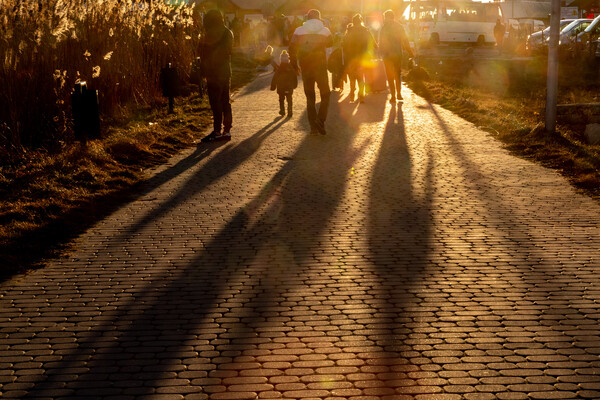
[
  {"x1": 271, "y1": 50, "x2": 298, "y2": 117},
  {"x1": 378, "y1": 10, "x2": 414, "y2": 102},
  {"x1": 342, "y1": 14, "x2": 377, "y2": 103},
  {"x1": 200, "y1": 9, "x2": 234, "y2": 142},
  {"x1": 289, "y1": 9, "x2": 333, "y2": 135},
  {"x1": 327, "y1": 33, "x2": 346, "y2": 91}
]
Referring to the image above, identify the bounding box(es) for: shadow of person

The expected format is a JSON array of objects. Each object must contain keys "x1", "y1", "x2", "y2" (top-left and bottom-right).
[
  {"x1": 102, "y1": 116, "x2": 287, "y2": 251},
  {"x1": 354, "y1": 92, "x2": 388, "y2": 123},
  {"x1": 366, "y1": 102, "x2": 437, "y2": 396},
  {"x1": 22, "y1": 76, "x2": 371, "y2": 399}
]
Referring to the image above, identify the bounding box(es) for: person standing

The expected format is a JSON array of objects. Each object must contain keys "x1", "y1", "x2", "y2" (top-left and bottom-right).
[
  {"x1": 378, "y1": 10, "x2": 414, "y2": 102},
  {"x1": 342, "y1": 14, "x2": 377, "y2": 103},
  {"x1": 289, "y1": 9, "x2": 333, "y2": 135},
  {"x1": 494, "y1": 18, "x2": 506, "y2": 53},
  {"x1": 271, "y1": 50, "x2": 298, "y2": 117},
  {"x1": 200, "y1": 9, "x2": 234, "y2": 142}
]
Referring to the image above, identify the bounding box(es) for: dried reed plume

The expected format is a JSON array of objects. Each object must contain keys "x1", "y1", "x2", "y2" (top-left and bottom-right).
[{"x1": 0, "y1": 0, "x2": 202, "y2": 156}]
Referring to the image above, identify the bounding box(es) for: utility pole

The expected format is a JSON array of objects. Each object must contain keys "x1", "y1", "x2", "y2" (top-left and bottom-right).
[{"x1": 545, "y1": 0, "x2": 561, "y2": 134}]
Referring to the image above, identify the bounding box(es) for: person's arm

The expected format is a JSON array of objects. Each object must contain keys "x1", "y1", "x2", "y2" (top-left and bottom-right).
[
  {"x1": 288, "y1": 29, "x2": 300, "y2": 71},
  {"x1": 226, "y1": 29, "x2": 234, "y2": 56},
  {"x1": 400, "y1": 26, "x2": 414, "y2": 58},
  {"x1": 325, "y1": 29, "x2": 334, "y2": 48}
]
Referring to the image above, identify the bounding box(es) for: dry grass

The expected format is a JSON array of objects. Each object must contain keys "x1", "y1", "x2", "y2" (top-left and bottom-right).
[
  {"x1": 407, "y1": 59, "x2": 600, "y2": 199},
  {"x1": 0, "y1": 0, "x2": 258, "y2": 280},
  {"x1": 0, "y1": 53, "x2": 257, "y2": 281},
  {"x1": 0, "y1": 0, "x2": 202, "y2": 153}
]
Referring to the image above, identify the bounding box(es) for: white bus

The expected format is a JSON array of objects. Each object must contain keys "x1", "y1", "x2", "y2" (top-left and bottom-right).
[{"x1": 403, "y1": 0, "x2": 504, "y2": 45}]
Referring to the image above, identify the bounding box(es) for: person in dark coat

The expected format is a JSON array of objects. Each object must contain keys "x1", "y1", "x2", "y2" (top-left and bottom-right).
[
  {"x1": 200, "y1": 9, "x2": 234, "y2": 142},
  {"x1": 327, "y1": 33, "x2": 346, "y2": 91},
  {"x1": 342, "y1": 13, "x2": 377, "y2": 103},
  {"x1": 271, "y1": 50, "x2": 298, "y2": 117},
  {"x1": 289, "y1": 9, "x2": 333, "y2": 135},
  {"x1": 494, "y1": 18, "x2": 506, "y2": 53},
  {"x1": 378, "y1": 9, "x2": 413, "y2": 102}
]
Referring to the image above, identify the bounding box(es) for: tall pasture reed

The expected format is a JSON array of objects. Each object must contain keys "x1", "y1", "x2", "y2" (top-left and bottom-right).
[{"x1": 0, "y1": 0, "x2": 202, "y2": 158}]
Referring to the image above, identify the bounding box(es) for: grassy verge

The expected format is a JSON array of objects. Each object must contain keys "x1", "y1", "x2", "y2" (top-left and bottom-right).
[
  {"x1": 406, "y1": 67, "x2": 600, "y2": 198},
  {"x1": 0, "y1": 51, "x2": 257, "y2": 281}
]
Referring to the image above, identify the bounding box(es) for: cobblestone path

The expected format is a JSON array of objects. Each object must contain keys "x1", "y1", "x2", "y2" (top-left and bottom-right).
[{"x1": 2, "y1": 73, "x2": 600, "y2": 400}]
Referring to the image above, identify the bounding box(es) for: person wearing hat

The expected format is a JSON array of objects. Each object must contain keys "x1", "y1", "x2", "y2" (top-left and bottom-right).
[
  {"x1": 270, "y1": 50, "x2": 298, "y2": 117},
  {"x1": 289, "y1": 9, "x2": 333, "y2": 135}
]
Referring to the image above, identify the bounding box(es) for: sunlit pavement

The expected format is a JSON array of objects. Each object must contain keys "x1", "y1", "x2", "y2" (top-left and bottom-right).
[{"x1": 2, "y1": 73, "x2": 600, "y2": 400}]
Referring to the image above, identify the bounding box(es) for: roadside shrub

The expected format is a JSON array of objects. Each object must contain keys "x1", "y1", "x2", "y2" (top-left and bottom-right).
[{"x1": 0, "y1": 0, "x2": 202, "y2": 156}]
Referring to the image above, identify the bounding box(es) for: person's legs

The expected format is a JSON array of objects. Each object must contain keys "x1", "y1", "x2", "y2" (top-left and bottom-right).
[
  {"x1": 286, "y1": 92, "x2": 293, "y2": 116},
  {"x1": 383, "y1": 58, "x2": 396, "y2": 101},
  {"x1": 315, "y1": 66, "x2": 331, "y2": 127},
  {"x1": 349, "y1": 74, "x2": 357, "y2": 98},
  {"x1": 357, "y1": 65, "x2": 365, "y2": 101},
  {"x1": 221, "y1": 80, "x2": 232, "y2": 133},
  {"x1": 279, "y1": 93, "x2": 286, "y2": 115},
  {"x1": 302, "y1": 72, "x2": 318, "y2": 131},
  {"x1": 348, "y1": 61, "x2": 358, "y2": 100},
  {"x1": 392, "y1": 56, "x2": 403, "y2": 99},
  {"x1": 207, "y1": 81, "x2": 223, "y2": 133}
]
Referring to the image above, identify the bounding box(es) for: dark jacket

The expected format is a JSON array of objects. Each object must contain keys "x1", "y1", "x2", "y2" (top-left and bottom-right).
[
  {"x1": 379, "y1": 20, "x2": 411, "y2": 58},
  {"x1": 271, "y1": 62, "x2": 298, "y2": 94},
  {"x1": 289, "y1": 19, "x2": 333, "y2": 72},
  {"x1": 327, "y1": 47, "x2": 344, "y2": 74},
  {"x1": 342, "y1": 23, "x2": 376, "y2": 63},
  {"x1": 200, "y1": 25, "x2": 234, "y2": 82}
]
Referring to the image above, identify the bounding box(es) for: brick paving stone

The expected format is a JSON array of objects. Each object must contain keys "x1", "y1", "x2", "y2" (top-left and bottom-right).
[{"x1": 3, "y1": 73, "x2": 600, "y2": 400}]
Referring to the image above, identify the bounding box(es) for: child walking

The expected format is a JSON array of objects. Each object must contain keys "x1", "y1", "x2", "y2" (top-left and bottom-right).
[{"x1": 270, "y1": 50, "x2": 298, "y2": 117}]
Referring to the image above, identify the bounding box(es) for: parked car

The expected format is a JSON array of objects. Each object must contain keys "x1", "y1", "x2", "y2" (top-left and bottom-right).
[
  {"x1": 581, "y1": 15, "x2": 600, "y2": 57},
  {"x1": 558, "y1": 18, "x2": 594, "y2": 45},
  {"x1": 526, "y1": 19, "x2": 574, "y2": 51},
  {"x1": 519, "y1": 18, "x2": 546, "y2": 36}
]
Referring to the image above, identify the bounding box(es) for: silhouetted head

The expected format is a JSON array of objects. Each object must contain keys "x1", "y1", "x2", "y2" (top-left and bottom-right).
[
  {"x1": 383, "y1": 10, "x2": 395, "y2": 21},
  {"x1": 352, "y1": 13, "x2": 363, "y2": 26},
  {"x1": 307, "y1": 9, "x2": 321, "y2": 20},
  {"x1": 204, "y1": 9, "x2": 224, "y2": 31},
  {"x1": 280, "y1": 50, "x2": 290, "y2": 63}
]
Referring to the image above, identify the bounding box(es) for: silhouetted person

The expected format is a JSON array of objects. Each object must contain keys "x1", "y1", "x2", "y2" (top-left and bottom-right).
[
  {"x1": 289, "y1": 9, "x2": 333, "y2": 135},
  {"x1": 328, "y1": 34, "x2": 345, "y2": 91},
  {"x1": 271, "y1": 50, "x2": 298, "y2": 117},
  {"x1": 379, "y1": 10, "x2": 414, "y2": 102},
  {"x1": 230, "y1": 16, "x2": 242, "y2": 47},
  {"x1": 200, "y1": 9, "x2": 234, "y2": 142},
  {"x1": 343, "y1": 14, "x2": 377, "y2": 103},
  {"x1": 494, "y1": 18, "x2": 505, "y2": 52}
]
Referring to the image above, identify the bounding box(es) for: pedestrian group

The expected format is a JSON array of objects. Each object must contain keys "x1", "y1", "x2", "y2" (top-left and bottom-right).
[{"x1": 200, "y1": 8, "x2": 413, "y2": 142}]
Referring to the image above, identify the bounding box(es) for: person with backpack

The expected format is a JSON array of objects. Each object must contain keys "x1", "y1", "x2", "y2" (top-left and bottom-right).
[
  {"x1": 289, "y1": 9, "x2": 333, "y2": 135},
  {"x1": 378, "y1": 9, "x2": 414, "y2": 102},
  {"x1": 200, "y1": 9, "x2": 234, "y2": 142},
  {"x1": 342, "y1": 14, "x2": 377, "y2": 103},
  {"x1": 271, "y1": 50, "x2": 298, "y2": 117}
]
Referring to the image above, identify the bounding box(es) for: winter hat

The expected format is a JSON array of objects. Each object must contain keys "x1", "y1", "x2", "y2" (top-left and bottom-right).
[{"x1": 280, "y1": 50, "x2": 290, "y2": 63}]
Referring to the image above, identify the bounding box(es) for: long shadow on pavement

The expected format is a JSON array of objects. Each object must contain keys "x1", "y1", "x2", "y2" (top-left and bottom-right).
[
  {"x1": 22, "y1": 91, "x2": 370, "y2": 398},
  {"x1": 101, "y1": 116, "x2": 288, "y2": 251},
  {"x1": 366, "y1": 103, "x2": 437, "y2": 397},
  {"x1": 422, "y1": 100, "x2": 600, "y2": 397}
]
